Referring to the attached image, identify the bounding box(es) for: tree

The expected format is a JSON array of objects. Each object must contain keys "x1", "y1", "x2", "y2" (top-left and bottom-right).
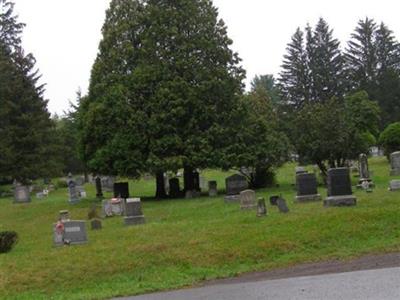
[
  {"x1": 82, "y1": 0, "x2": 245, "y2": 197},
  {"x1": 220, "y1": 88, "x2": 289, "y2": 188},
  {"x1": 379, "y1": 122, "x2": 400, "y2": 157},
  {"x1": 292, "y1": 91, "x2": 379, "y2": 177},
  {"x1": 0, "y1": 0, "x2": 58, "y2": 184},
  {"x1": 250, "y1": 74, "x2": 281, "y2": 106}
]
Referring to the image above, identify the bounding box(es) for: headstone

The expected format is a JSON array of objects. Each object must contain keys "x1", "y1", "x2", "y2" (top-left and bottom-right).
[
  {"x1": 199, "y1": 177, "x2": 207, "y2": 191},
  {"x1": 295, "y1": 166, "x2": 307, "y2": 174},
  {"x1": 36, "y1": 192, "x2": 45, "y2": 199},
  {"x1": 76, "y1": 186, "x2": 86, "y2": 198},
  {"x1": 62, "y1": 221, "x2": 88, "y2": 245},
  {"x1": 185, "y1": 190, "x2": 201, "y2": 199},
  {"x1": 270, "y1": 195, "x2": 279, "y2": 206},
  {"x1": 124, "y1": 198, "x2": 145, "y2": 226},
  {"x1": 389, "y1": 180, "x2": 400, "y2": 191},
  {"x1": 14, "y1": 186, "x2": 31, "y2": 203},
  {"x1": 113, "y1": 182, "x2": 129, "y2": 199},
  {"x1": 111, "y1": 198, "x2": 124, "y2": 216},
  {"x1": 101, "y1": 176, "x2": 115, "y2": 192},
  {"x1": 59, "y1": 210, "x2": 70, "y2": 222},
  {"x1": 324, "y1": 168, "x2": 356, "y2": 207},
  {"x1": 208, "y1": 181, "x2": 218, "y2": 197},
  {"x1": 257, "y1": 197, "x2": 267, "y2": 217},
  {"x1": 240, "y1": 190, "x2": 256, "y2": 210},
  {"x1": 102, "y1": 200, "x2": 113, "y2": 217},
  {"x1": 68, "y1": 179, "x2": 80, "y2": 204},
  {"x1": 390, "y1": 152, "x2": 400, "y2": 176},
  {"x1": 95, "y1": 176, "x2": 103, "y2": 198},
  {"x1": 91, "y1": 219, "x2": 102, "y2": 230},
  {"x1": 224, "y1": 174, "x2": 248, "y2": 203},
  {"x1": 193, "y1": 171, "x2": 200, "y2": 191},
  {"x1": 169, "y1": 178, "x2": 181, "y2": 198},
  {"x1": 277, "y1": 197, "x2": 289, "y2": 213},
  {"x1": 359, "y1": 154, "x2": 370, "y2": 180},
  {"x1": 295, "y1": 173, "x2": 321, "y2": 202},
  {"x1": 75, "y1": 177, "x2": 85, "y2": 186}
]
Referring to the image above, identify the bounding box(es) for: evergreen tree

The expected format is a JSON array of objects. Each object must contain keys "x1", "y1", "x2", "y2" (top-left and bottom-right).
[
  {"x1": 0, "y1": 0, "x2": 57, "y2": 184},
  {"x1": 250, "y1": 74, "x2": 281, "y2": 106}
]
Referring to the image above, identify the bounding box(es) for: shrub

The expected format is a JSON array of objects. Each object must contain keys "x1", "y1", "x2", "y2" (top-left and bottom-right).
[
  {"x1": 55, "y1": 179, "x2": 68, "y2": 189},
  {"x1": 379, "y1": 122, "x2": 400, "y2": 157},
  {"x1": 0, "y1": 231, "x2": 18, "y2": 254}
]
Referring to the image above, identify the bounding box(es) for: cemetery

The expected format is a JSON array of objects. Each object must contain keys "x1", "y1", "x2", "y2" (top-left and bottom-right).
[
  {"x1": 2, "y1": 0, "x2": 400, "y2": 299},
  {"x1": 1, "y1": 157, "x2": 400, "y2": 299}
]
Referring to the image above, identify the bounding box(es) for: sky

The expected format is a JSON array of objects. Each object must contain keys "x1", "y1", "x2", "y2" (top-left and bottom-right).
[{"x1": 13, "y1": 0, "x2": 400, "y2": 114}]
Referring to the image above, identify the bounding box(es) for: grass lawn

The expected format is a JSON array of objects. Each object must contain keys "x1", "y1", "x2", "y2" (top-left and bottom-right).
[{"x1": 0, "y1": 157, "x2": 399, "y2": 299}]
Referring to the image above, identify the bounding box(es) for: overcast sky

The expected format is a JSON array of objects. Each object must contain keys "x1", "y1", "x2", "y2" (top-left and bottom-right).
[{"x1": 14, "y1": 0, "x2": 400, "y2": 114}]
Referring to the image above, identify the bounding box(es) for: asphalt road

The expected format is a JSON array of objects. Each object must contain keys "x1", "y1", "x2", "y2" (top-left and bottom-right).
[{"x1": 118, "y1": 267, "x2": 400, "y2": 300}]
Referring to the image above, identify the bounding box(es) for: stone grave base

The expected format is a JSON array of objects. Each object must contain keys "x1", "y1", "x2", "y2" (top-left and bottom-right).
[
  {"x1": 124, "y1": 215, "x2": 145, "y2": 226},
  {"x1": 295, "y1": 194, "x2": 321, "y2": 202},
  {"x1": 324, "y1": 195, "x2": 357, "y2": 207},
  {"x1": 224, "y1": 195, "x2": 240, "y2": 203},
  {"x1": 390, "y1": 169, "x2": 400, "y2": 176},
  {"x1": 240, "y1": 204, "x2": 257, "y2": 210}
]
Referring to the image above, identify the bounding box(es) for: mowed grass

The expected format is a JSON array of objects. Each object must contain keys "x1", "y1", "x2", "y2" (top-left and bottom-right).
[{"x1": 0, "y1": 157, "x2": 399, "y2": 299}]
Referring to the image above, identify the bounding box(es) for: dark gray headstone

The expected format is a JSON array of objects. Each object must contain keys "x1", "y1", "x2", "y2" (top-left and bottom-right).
[
  {"x1": 240, "y1": 190, "x2": 256, "y2": 210},
  {"x1": 390, "y1": 152, "x2": 400, "y2": 176},
  {"x1": 296, "y1": 173, "x2": 321, "y2": 202},
  {"x1": 257, "y1": 197, "x2": 267, "y2": 217},
  {"x1": 68, "y1": 179, "x2": 80, "y2": 204},
  {"x1": 225, "y1": 174, "x2": 248, "y2": 196},
  {"x1": 169, "y1": 178, "x2": 181, "y2": 198},
  {"x1": 325, "y1": 168, "x2": 356, "y2": 207},
  {"x1": 295, "y1": 166, "x2": 307, "y2": 174},
  {"x1": 124, "y1": 198, "x2": 145, "y2": 226},
  {"x1": 277, "y1": 197, "x2": 289, "y2": 213},
  {"x1": 113, "y1": 182, "x2": 129, "y2": 199},
  {"x1": 14, "y1": 186, "x2": 31, "y2": 203},
  {"x1": 54, "y1": 220, "x2": 87, "y2": 246},
  {"x1": 270, "y1": 195, "x2": 279, "y2": 206},
  {"x1": 208, "y1": 181, "x2": 218, "y2": 197},
  {"x1": 327, "y1": 168, "x2": 353, "y2": 197}
]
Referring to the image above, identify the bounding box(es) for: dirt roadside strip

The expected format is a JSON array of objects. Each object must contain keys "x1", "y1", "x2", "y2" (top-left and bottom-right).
[{"x1": 203, "y1": 252, "x2": 400, "y2": 286}]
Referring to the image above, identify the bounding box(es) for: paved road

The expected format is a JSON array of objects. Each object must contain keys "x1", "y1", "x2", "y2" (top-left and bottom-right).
[{"x1": 119, "y1": 267, "x2": 400, "y2": 300}]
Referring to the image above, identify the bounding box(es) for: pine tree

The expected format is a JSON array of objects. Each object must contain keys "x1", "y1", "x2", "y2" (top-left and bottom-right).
[{"x1": 0, "y1": 0, "x2": 57, "y2": 184}]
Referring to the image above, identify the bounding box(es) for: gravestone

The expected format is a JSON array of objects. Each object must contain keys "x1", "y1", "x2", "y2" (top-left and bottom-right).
[
  {"x1": 240, "y1": 190, "x2": 256, "y2": 210},
  {"x1": 101, "y1": 176, "x2": 115, "y2": 192},
  {"x1": 169, "y1": 178, "x2": 181, "y2": 198},
  {"x1": 102, "y1": 200, "x2": 113, "y2": 217},
  {"x1": 113, "y1": 182, "x2": 129, "y2": 199},
  {"x1": 324, "y1": 168, "x2": 356, "y2": 207},
  {"x1": 95, "y1": 176, "x2": 103, "y2": 198},
  {"x1": 36, "y1": 192, "x2": 45, "y2": 199},
  {"x1": 14, "y1": 186, "x2": 31, "y2": 203},
  {"x1": 270, "y1": 195, "x2": 279, "y2": 206},
  {"x1": 185, "y1": 190, "x2": 200, "y2": 199},
  {"x1": 62, "y1": 221, "x2": 88, "y2": 245},
  {"x1": 389, "y1": 180, "x2": 400, "y2": 191},
  {"x1": 199, "y1": 177, "x2": 207, "y2": 191},
  {"x1": 358, "y1": 154, "x2": 370, "y2": 180},
  {"x1": 295, "y1": 166, "x2": 307, "y2": 174},
  {"x1": 208, "y1": 181, "x2": 218, "y2": 197},
  {"x1": 76, "y1": 186, "x2": 86, "y2": 198},
  {"x1": 124, "y1": 198, "x2": 145, "y2": 226},
  {"x1": 277, "y1": 197, "x2": 289, "y2": 213},
  {"x1": 91, "y1": 219, "x2": 102, "y2": 230},
  {"x1": 390, "y1": 152, "x2": 400, "y2": 176},
  {"x1": 68, "y1": 179, "x2": 80, "y2": 204},
  {"x1": 75, "y1": 177, "x2": 85, "y2": 186},
  {"x1": 224, "y1": 174, "x2": 248, "y2": 203},
  {"x1": 257, "y1": 197, "x2": 267, "y2": 217},
  {"x1": 295, "y1": 173, "x2": 321, "y2": 202},
  {"x1": 59, "y1": 210, "x2": 70, "y2": 222}
]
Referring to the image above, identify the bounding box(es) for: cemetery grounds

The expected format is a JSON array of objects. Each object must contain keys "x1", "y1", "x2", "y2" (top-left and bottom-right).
[{"x1": 0, "y1": 157, "x2": 399, "y2": 299}]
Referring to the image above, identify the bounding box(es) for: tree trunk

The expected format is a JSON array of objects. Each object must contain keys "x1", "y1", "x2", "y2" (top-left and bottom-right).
[
  {"x1": 317, "y1": 161, "x2": 328, "y2": 185},
  {"x1": 155, "y1": 171, "x2": 168, "y2": 199}
]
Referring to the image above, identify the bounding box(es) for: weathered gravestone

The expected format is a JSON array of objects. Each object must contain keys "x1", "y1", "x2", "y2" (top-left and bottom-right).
[
  {"x1": 277, "y1": 197, "x2": 289, "y2": 213},
  {"x1": 200, "y1": 177, "x2": 207, "y2": 191},
  {"x1": 257, "y1": 197, "x2": 267, "y2": 217},
  {"x1": 390, "y1": 152, "x2": 400, "y2": 176},
  {"x1": 224, "y1": 174, "x2": 248, "y2": 203},
  {"x1": 53, "y1": 220, "x2": 88, "y2": 246},
  {"x1": 95, "y1": 176, "x2": 103, "y2": 198},
  {"x1": 68, "y1": 178, "x2": 80, "y2": 204},
  {"x1": 113, "y1": 182, "x2": 129, "y2": 199},
  {"x1": 295, "y1": 173, "x2": 321, "y2": 202},
  {"x1": 169, "y1": 178, "x2": 181, "y2": 198},
  {"x1": 14, "y1": 186, "x2": 31, "y2": 203},
  {"x1": 101, "y1": 176, "x2": 115, "y2": 192},
  {"x1": 389, "y1": 180, "x2": 400, "y2": 191},
  {"x1": 240, "y1": 190, "x2": 256, "y2": 210},
  {"x1": 324, "y1": 168, "x2": 357, "y2": 207},
  {"x1": 76, "y1": 186, "x2": 86, "y2": 199},
  {"x1": 357, "y1": 154, "x2": 374, "y2": 189},
  {"x1": 124, "y1": 198, "x2": 145, "y2": 226},
  {"x1": 59, "y1": 210, "x2": 70, "y2": 222},
  {"x1": 208, "y1": 181, "x2": 218, "y2": 197}
]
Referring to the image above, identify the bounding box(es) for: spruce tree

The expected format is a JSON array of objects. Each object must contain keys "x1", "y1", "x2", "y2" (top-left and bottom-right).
[{"x1": 0, "y1": 0, "x2": 57, "y2": 184}]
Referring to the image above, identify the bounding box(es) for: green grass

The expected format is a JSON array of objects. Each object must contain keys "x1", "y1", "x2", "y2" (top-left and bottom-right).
[{"x1": 0, "y1": 157, "x2": 400, "y2": 299}]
